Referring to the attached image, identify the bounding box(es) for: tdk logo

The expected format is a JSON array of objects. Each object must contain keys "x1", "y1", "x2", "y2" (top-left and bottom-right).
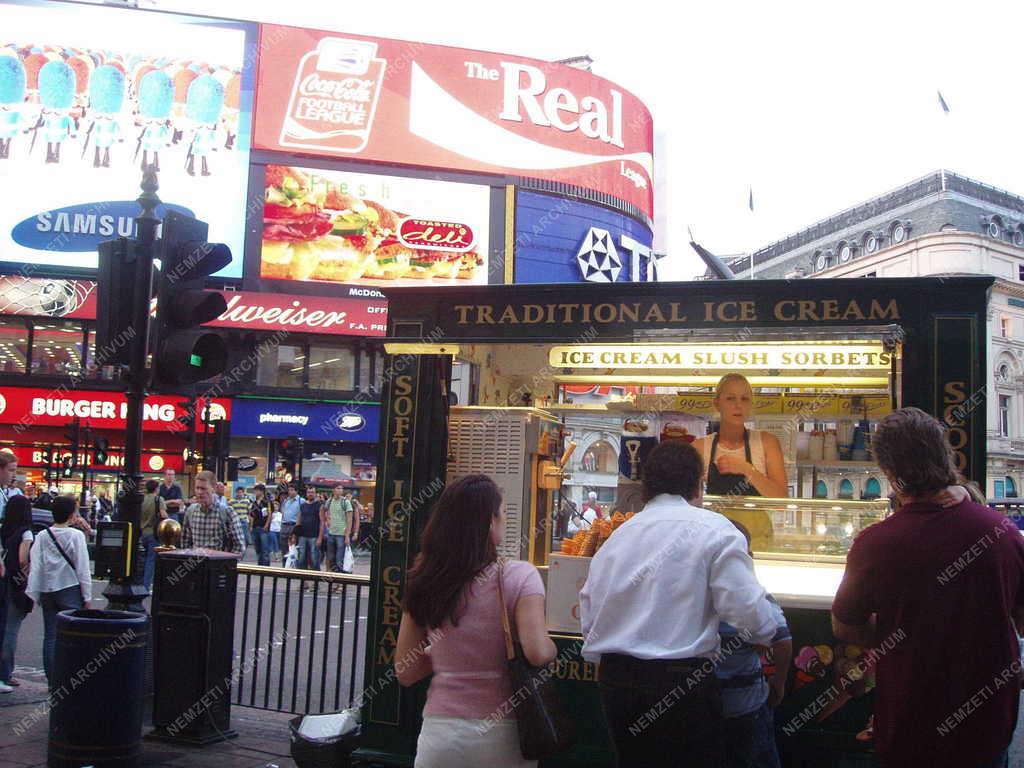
[{"x1": 576, "y1": 227, "x2": 663, "y2": 283}]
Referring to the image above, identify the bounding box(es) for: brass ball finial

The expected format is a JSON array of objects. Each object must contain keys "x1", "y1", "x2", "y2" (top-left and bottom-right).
[{"x1": 155, "y1": 517, "x2": 181, "y2": 551}]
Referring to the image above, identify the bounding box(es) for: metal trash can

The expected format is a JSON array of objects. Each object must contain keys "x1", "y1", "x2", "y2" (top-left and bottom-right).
[{"x1": 48, "y1": 609, "x2": 149, "y2": 768}]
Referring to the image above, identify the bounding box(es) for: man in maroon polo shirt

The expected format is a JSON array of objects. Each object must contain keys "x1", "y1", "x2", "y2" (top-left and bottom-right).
[{"x1": 833, "y1": 407, "x2": 1024, "y2": 768}]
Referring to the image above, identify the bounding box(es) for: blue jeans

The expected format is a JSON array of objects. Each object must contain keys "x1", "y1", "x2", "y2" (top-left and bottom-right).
[
  {"x1": 141, "y1": 533, "x2": 158, "y2": 590},
  {"x1": 296, "y1": 536, "x2": 320, "y2": 571},
  {"x1": 1, "y1": 590, "x2": 28, "y2": 682},
  {"x1": 724, "y1": 701, "x2": 780, "y2": 768},
  {"x1": 326, "y1": 534, "x2": 349, "y2": 573},
  {"x1": 239, "y1": 517, "x2": 251, "y2": 546},
  {"x1": 253, "y1": 529, "x2": 270, "y2": 567},
  {"x1": 41, "y1": 585, "x2": 84, "y2": 688},
  {"x1": 268, "y1": 531, "x2": 280, "y2": 558}
]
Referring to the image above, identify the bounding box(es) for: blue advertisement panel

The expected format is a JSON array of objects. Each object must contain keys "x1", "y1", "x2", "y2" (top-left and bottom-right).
[
  {"x1": 230, "y1": 399, "x2": 380, "y2": 443},
  {"x1": 0, "y1": 0, "x2": 257, "y2": 277},
  {"x1": 514, "y1": 191, "x2": 656, "y2": 284}
]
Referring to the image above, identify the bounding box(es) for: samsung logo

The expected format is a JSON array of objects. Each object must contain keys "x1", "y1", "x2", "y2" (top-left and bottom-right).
[{"x1": 12, "y1": 201, "x2": 194, "y2": 252}]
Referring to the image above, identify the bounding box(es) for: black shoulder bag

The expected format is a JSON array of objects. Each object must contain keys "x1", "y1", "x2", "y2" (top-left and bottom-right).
[{"x1": 496, "y1": 558, "x2": 576, "y2": 760}]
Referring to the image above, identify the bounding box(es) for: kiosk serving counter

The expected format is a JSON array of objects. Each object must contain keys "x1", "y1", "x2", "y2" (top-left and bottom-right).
[{"x1": 355, "y1": 277, "x2": 992, "y2": 768}]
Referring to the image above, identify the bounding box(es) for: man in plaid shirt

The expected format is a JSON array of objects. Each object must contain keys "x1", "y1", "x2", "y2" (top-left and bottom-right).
[{"x1": 181, "y1": 470, "x2": 245, "y2": 556}]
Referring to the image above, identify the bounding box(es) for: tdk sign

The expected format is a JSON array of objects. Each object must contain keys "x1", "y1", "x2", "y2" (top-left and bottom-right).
[{"x1": 576, "y1": 226, "x2": 663, "y2": 283}]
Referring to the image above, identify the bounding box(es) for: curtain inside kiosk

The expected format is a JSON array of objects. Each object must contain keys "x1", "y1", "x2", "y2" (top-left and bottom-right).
[{"x1": 440, "y1": 328, "x2": 899, "y2": 624}]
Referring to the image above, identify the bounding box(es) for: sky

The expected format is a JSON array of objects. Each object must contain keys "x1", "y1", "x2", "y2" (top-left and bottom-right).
[{"x1": 84, "y1": 0, "x2": 1024, "y2": 278}]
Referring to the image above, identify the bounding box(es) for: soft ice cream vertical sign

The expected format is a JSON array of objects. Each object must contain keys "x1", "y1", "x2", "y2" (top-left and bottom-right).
[{"x1": 280, "y1": 38, "x2": 386, "y2": 153}]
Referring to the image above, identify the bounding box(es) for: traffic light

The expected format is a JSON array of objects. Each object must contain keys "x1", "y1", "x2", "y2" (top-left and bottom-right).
[
  {"x1": 64, "y1": 419, "x2": 80, "y2": 469},
  {"x1": 210, "y1": 419, "x2": 230, "y2": 479},
  {"x1": 61, "y1": 455, "x2": 74, "y2": 479},
  {"x1": 151, "y1": 210, "x2": 231, "y2": 390},
  {"x1": 96, "y1": 237, "x2": 141, "y2": 368},
  {"x1": 93, "y1": 436, "x2": 110, "y2": 465}
]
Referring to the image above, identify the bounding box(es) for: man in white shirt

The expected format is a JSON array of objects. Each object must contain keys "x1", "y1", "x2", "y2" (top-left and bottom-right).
[{"x1": 580, "y1": 439, "x2": 777, "y2": 768}]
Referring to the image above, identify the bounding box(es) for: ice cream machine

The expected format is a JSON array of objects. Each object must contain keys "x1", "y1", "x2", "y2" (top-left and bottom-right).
[{"x1": 446, "y1": 407, "x2": 573, "y2": 565}]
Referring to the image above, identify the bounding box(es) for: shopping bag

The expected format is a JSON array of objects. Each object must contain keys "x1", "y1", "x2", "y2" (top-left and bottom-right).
[{"x1": 343, "y1": 544, "x2": 354, "y2": 573}]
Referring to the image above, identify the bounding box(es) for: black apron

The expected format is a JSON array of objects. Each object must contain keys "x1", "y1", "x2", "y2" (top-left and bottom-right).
[{"x1": 707, "y1": 429, "x2": 760, "y2": 497}]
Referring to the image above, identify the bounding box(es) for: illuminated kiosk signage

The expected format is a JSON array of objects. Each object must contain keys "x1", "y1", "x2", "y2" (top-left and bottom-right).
[{"x1": 548, "y1": 343, "x2": 892, "y2": 370}]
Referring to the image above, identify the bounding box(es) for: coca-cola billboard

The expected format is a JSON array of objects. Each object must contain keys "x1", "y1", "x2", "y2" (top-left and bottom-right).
[{"x1": 253, "y1": 25, "x2": 654, "y2": 219}]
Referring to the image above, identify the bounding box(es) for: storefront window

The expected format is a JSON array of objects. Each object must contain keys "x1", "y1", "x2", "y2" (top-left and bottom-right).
[
  {"x1": 0, "y1": 317, "x2": 27, "y2": 373},
  {"x1": 30, "y1": 320, "x2": 83, "y2": 376},
  {"x1": 307, "y1": 345, "x2": 355, "y2": 391},
  {"x1": 257, "y1": 341, "x2": 305, "y2": 388}
]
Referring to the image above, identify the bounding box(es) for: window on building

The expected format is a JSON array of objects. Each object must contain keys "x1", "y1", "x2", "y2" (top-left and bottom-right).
[
  {"x1": 1019, "y1": 264, "x2": 1024, "y2": 282},
  {"x1": 1006, "y1": 476, "x2": 1018, "y2": 498},
  {"x1": 995, "y1": 479, "x2": 1006, "y2": 498},
  {"x1": 581, "y1": 440, "x2": 617, "y2": 473},
  {"x1": 256, "y1": 341, "x2": 305, "y2": 388},
  {"x1": 307, "y1": 345, "x2": 356, "y2": 391},
  {"x1": 999, "y1": 395, "x2": 1012, "y2": 437},
  {"x1": 891, "y1": 222, "x2": 907, "y2": 244},
  {"x1": 838, "y1": 479, "x2": 854, "y2": 499},
  {"x1": 0, "y1": 317, "x2": 27, "y2": 374},
  {"x1": 1002, "y1": 316, "x2": 1012, "y2": 338},
  {"x1": 584, "y1": 486, "x2": 615, "y2": 504},
  {"x1": 864, "y1": 477, "x2": 882, "y2": 500},
  {"x1": 814, "y1": 480, "x2": 829, "y2": 499},
  {"x1": 30, "y1": 320, "x2": 83, "y2": 376}
]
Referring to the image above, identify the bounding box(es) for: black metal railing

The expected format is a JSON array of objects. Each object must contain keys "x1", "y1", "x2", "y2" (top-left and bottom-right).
[{"x1": 233, "y1": 565, "x2": 370, "y2": 715}]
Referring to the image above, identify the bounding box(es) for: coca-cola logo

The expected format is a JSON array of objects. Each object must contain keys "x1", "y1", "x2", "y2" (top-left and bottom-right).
[
  {"x1": 397, "y1": 218, "x2": 474, "y2": 252},
  {"x1": 299, "y1": 74, "x2": 375, "y2": 103}
]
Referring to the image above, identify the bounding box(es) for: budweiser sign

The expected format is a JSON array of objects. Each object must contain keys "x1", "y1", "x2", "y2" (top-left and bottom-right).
[
  {"x1": 254, "y1": 25, "x2": 654, "y2": 218},
  {"x1": 280, "y1": 37, "x2": 387, "y2": 154},
  {"x1": 206, "y1": 291, "x2": 388, "y2": 337}
]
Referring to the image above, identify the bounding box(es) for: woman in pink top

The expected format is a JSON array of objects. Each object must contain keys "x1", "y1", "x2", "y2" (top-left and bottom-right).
[{"x1": 397, "y1": 473, "x2": 557, "y2": 768}]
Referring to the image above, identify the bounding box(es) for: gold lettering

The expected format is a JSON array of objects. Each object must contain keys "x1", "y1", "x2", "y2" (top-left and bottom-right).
[
  {"x1": 546, "y1": 304, "x2": 557, "y2": 323},
  {"x1": 619, "y1": 303, "x2": 640, "y2": 323},
  {"x1": 383, "y1": 585, "x2": 402, "y2": 607},
  {"x1": 821, "y1": 300, "x2": 839, "y2": 320},
  {"x1": 644, "y1": 303, "x2": 666, "y2": 323},
  {"x1": 394, "y1": 375, "x2": 413, "y2": 396},
  {"x1": 593, "y1": 303, "x2": 616, "y2": 323},
  {"x1": 455, "y1": 305, "x2": 472, "y2": 325},
  {"x1": 381, "y1": 626, "x2": 398, "y2": 645},
  {"x1": 567, "y1": 661, "x2": 582, "y2": 681},
  {"x1": 870, "y1": 299, "x2": 900, "y2": 320},
  {"x1": 382, "y1": 605, "x2": 401, "y2": 625},
  {"x1": 581, "y1": 304, "x2": 592, "y2": 324},
  {"x1": 376, "y1": 644, "x2": 396, "y2": 665},
  {"x1": 581, "y1": 662, "x2": 597, "y2": 682},
  {"x1": 842, "y1": 300, "x2": 865, "y2": 321},
  {"x1": 394, "y1": 396, "x2": 413, "y2": 417},
  {"x1": 559, "y1": 304, "x2": 580, "y2": 323},
  {"x1": 774, "y1": 300, "x2": 796, "y2": 321},
  {"x1": 383, "y1": 566, "x2": 401, "y2": 586},
  {"x1": 476, "y1": 306, "x2": 495, "y2": 324},
  {"x1": 669, "y1": 302, "x2": 687, "y2": 322},
  {"x1": 499, "y1": 305, "x2": 520, "y2": 324},
  {"x1": 798, "y1": 301, "x2": 818, "y2": 321},
  {"x1": 704, "y1": 302, "x2": 714, "y2": 322},
  {"x1": 523, "y1": 305, "x2": 544, "y2": 324}
]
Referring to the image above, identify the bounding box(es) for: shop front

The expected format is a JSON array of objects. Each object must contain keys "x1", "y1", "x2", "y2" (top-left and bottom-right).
[
  {"x1": 358, "y1": 276, "x2": 990, "y2": 767},
  {"x1": 228, "y1": 396, "x2": 380, "y2": 504},
  {"x1": 0, "y1": 386, "x2": 230, "y2": 500}
]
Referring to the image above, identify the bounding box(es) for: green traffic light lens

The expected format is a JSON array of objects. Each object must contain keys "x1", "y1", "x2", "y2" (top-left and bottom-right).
[{"x1": 190, "y1": 354, "x2": 203, "y2": 367}]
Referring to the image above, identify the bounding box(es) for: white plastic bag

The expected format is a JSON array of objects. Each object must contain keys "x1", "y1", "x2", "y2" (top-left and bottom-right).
[
  {"x1": 342, "y1": 545, "x2": 354, "y2": 573},
  {"x1": 297, "y1": 707, "x2": 360, "y2": 740}
]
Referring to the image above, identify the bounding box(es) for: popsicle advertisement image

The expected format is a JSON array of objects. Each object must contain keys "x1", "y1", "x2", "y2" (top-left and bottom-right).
[
  {"x1": 260, "y1": 164, "x2": 489, "y2": 287},
  {"x1": 0, "y1": 1, "x2": 256, "y2": 275}
]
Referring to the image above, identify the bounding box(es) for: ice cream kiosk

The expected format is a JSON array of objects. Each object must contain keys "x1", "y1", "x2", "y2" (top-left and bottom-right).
[{"x1": 355, "y1": 276, "x2": 991, "y2": 768}]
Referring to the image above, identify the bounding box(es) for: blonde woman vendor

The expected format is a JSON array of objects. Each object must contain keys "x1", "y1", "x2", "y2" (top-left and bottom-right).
[{"x1": 694, "y1": 373, "x2": 788, "y2": 548}]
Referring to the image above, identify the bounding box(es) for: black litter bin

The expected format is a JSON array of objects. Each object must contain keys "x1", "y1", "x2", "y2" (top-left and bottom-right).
[
  {"x1": 49, "y1": 609, "x2": 149, "y2": 768},
  {"x1": 289, "y1": 715, "x2": 360, "y2": 768}
]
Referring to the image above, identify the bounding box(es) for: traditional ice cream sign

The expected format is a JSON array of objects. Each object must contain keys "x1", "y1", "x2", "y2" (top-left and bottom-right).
[{"x1": 254, "y1": 25, "x2": 654, "y2": 219}]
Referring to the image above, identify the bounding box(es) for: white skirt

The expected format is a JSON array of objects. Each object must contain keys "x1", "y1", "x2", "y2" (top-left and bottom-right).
[{"x1": 415, "y1": 716, "x2": 537, "y2": 768}]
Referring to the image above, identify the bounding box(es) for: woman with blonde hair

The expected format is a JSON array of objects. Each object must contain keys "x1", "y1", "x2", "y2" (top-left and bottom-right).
[{"x1": 694, "y1": 373, "x2": 788, "y2": 498}]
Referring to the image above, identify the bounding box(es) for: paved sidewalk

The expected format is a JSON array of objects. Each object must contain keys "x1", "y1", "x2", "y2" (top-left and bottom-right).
[{"x1": 0, "y1": 675, "x2": 299, "y2": 768}]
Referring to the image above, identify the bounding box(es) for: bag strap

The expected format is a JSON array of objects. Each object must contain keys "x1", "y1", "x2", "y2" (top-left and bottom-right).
[
  {"x1": 496, "y1": 557, "x2": 516, "y2": 662},
  {"x1": 45, "y1": 527, "x2": 80, "y2": 582}
]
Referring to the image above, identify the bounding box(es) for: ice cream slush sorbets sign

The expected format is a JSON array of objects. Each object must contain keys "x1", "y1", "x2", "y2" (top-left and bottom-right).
[{"x1": 0, "y1": 2, "x2": 256, "y2": 275}]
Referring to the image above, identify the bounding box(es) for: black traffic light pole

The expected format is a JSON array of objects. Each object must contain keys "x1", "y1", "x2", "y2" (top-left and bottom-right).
[
  {"x1": 80, "y1": 424, "x2": 91, "y2": 507},
  {"x1": 103, "y1": 167, "x2": 160, "y2": 612}
]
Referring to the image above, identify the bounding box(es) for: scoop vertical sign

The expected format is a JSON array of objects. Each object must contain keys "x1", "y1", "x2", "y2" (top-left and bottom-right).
[{"x1": 253, "y1": 24, "x2": 654, "y2": 219}]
